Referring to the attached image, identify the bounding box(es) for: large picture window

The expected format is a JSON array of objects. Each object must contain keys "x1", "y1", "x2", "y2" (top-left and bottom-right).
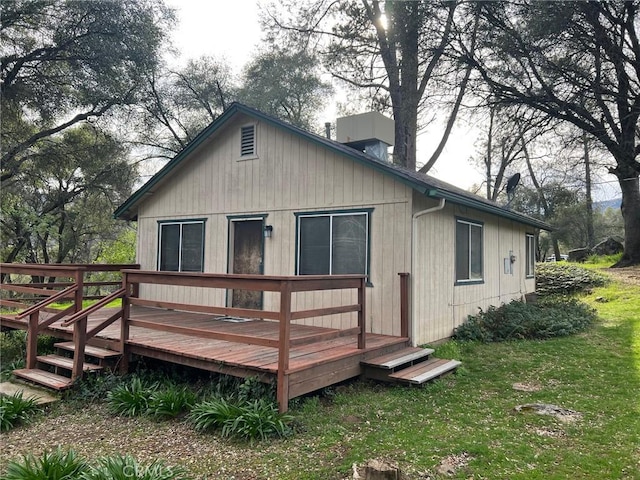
[
  {"x1": 158, "y1": 220, "x2": 205, "y2": 272},
  {"x1": 526, "y1": 233, "x2": 535, "y2": 278},
  {"x1": 455, "y1": 219, "x2": 483, "y2": 283},
  {"x1": 297, "y1": 211, "x2": 370, "y2": 277}
]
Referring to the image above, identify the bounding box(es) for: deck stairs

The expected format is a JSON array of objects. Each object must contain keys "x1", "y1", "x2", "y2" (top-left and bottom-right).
[
  {"x1": 361, "y1": 347, "x2": 461, "y2": 385},
  {"x1": 13, "y1": 342, "x2": 121, "y2": 391}
]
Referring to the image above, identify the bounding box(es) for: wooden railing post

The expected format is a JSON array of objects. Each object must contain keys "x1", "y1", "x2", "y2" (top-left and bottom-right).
[
  {"x1": 26, "y1": 312, "x2": 39, "y2": 369},
  {"x1": 119, "y1": 270, "x2": 131, "y2": 373},
  {"x1": 358, "y1": 277, "x2": 366, "y2": 349},
  {"x1": 277, "y1": 280, "x2": 292, "y2": 413},
  {"x1": 399, "y1": 273, "x2": 409, "y2": 339},
  {"x1": 74, "y1": 268, "x2": 84, "y2": 312}
]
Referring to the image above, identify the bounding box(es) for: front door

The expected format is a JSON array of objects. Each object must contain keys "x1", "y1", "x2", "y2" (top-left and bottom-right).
[{"x1": 229, "y1": 219, "x2": 264, "y2": 309}]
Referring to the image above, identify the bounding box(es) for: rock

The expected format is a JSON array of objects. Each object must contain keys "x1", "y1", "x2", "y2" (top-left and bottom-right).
[
  {"x1": 595, "y1": 296, "x2": 608, "y2": 303},
  {"x1": 591, "y1": 237, "x2": 624, "y2": 256},
  {"x1": 359, "y1": 459, "x2": 403, "y2": 480},
  {"x1": 568, "y1": 248, "x2": 590, "y2": 262},
  {"x1": 514, "y1": 403, "x2": 582, "y2": 423}
]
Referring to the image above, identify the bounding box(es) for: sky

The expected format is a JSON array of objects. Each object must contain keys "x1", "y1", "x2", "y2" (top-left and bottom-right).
[{"x1": 164, "y1": 0, "x2": 620, "y2": 201}]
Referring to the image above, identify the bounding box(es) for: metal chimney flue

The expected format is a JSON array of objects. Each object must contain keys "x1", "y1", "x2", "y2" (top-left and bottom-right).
[
  {"x1": 335, "y1": 112, "x2": 394, "y2": 162},
  {"x1": 325, "y1": 122, "x2": 331, "y2": 139}
]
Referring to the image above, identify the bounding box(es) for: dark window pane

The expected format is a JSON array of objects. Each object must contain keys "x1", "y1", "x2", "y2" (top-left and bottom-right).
[
  {"x1": 181, "y1": 223, "x2": 204, "y2": 272},
  {"x1": 470, "y1": 224, "x2": 483, "y2": 279},
  {"x1": 299, "y1": 216, "x2": 330, "y2": 274},
  {"x1": 332, "y1": 215, "x2": 367, "y2": 274},
  {"x1": 160, "y1": 224, "x2": 180, "y2": 271},
  {"x1": 455, "y1": 222, "x2": 470, "y2": 281}
]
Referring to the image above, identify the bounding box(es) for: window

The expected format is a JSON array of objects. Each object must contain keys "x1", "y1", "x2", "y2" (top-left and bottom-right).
[
  {"x1": 526, "y1": 233, "x2": 535, "y2": 277},
  {"x1": 296, "y1": 211, "x2": 370, "y2": 277},
  {"x1": 158, "y1": 220, "x2": 205, "y2": 272},
  {"x1": 455, "y1": 219, "x2": 483, "y2": 283},
  {"x1": 240, "y1": 125, "x2": 256, "y2": 157}
]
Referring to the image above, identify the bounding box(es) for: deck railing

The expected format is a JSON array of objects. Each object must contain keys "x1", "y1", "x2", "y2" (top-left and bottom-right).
[
  {"x1": 120, "y1": 269, "x2": 367, "y2": 411},
  {"x1": 0, "y1": 263, "x2": 139, "y2": 380}
]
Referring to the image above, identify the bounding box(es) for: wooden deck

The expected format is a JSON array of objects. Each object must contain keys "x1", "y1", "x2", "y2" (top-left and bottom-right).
[
  {"x1": 2, "y1": 305, "x2": 408, "y2": 402},
  {"x1": 0, "y1": 264, "x2": 413, "y2": 411}
]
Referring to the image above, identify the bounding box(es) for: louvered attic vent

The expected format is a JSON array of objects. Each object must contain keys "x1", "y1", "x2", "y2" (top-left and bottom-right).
[{"x1": 240, "y1": 125, "x2": 256, "y2": 156}]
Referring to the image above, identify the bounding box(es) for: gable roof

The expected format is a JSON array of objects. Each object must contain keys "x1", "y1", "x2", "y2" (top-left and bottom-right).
[{"x1": 114, "y1": 102, "x2": 550, "y2": 230}]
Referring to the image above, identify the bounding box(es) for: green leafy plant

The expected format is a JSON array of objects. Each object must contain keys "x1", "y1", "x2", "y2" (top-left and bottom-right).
[
  {"x1": 0, "y1": 330, "x2": 26, "y2": 365},
  {"x1": 453, "y1": 297, "x2": 597, "y2": 342},
  {"x1": 147, "y1": 384, "x2": 197, "y2": 419},
  {"x1": 189, "y1": 397, "x2": 292, "y2": 441},
  {"x1": 3, "y1": 448, "x2": 88, "y2": 480},
  {"x1": 106, "y1": 377, "x2": 157, "y2": 417},
  {"x1": 82, "y1": 454, "x2": 190, "y2": 480},
  {"x1": 0, "y1": 392, "x2": 41, "y2": 431},
  {"x1": 0, "y1": 358, "x2": 25, "y2": 381},
  {"x1": 536, "y1": 262, "x2": 607, "y2": 296}
]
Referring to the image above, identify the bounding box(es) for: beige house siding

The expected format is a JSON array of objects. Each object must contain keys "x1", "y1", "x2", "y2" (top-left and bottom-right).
[
  {"x1": 135, "y1": 115, "x2": 413, "y2": 336},
  {"x1": 411, "y1": 193, "x2": 537, "y2": 345}
]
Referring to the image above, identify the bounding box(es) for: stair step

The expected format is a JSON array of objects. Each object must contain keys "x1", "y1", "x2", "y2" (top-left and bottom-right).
[
  {"x1": 54, "y1": 342, "x2": 121, "y2": 359},
  {"x1": 389, "y1": 358, "x2": 462, "y2": 384},
  {"x1": 13, "y1": 369, "x2": 74, "y2": 390},
  {"x1": 362, "y1": 347, "x2": 435, "y2": 370},
  {"x1": 37, "y1": 354, "x2": 103, "y2": 372}
]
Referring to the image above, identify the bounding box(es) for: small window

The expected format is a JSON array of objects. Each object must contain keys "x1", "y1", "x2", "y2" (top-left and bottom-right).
[
  {"x1": 526, "y1": 233, "x2": 535, "y2": 278},
  {"x1": 455, "y1": 219, "x2": 483, "y2": 283},
  {"x1": 240, "y1": 125, "x2": 256, "y2": 157},
  {"x1": 297, "y1": 211, "x2": 370, "y2": 277},
  {"x1": 158, "y1": 220, "x2": 205, "y2": 272}
]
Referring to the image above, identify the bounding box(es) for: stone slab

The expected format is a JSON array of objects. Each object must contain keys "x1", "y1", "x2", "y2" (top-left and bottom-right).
[{"x1": 0, "y1": 381, "x2": 60, "y2": 405}]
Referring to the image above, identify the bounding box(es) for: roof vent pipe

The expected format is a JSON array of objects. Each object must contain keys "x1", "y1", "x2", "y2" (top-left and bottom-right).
[{"x1": 325, "y1": 122, "x2": 331, "y2": 139}]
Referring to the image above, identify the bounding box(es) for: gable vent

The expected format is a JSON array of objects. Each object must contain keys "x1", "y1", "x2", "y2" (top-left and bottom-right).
[{"x1": 240, "y1": 125, "x2": 256, "y2": 156}]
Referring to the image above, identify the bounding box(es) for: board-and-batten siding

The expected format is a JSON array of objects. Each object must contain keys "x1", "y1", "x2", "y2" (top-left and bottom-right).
[
  {"x1": 135, "y1": 114, "x2": 412, "y2": 336},
  {"x1": 411, "y1": 193, "x2": 536, "y2": 345}
]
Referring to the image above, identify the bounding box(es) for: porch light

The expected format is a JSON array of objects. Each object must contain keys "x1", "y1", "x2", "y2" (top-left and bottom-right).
[{"x1": 264, "y1": 225, "x2": 273, "y2": 238}]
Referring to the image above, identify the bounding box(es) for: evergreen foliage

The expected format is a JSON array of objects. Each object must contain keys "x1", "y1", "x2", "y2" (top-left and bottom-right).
[
  {"x1": 453, "y1": 297, "x2": 596, "y2": 342},
  {"x1": 0, "y1": 392, "x2": 41, "y2": 431},
  {"x1": 536, "y1": 263, "x2": 607, "y2": 296}
]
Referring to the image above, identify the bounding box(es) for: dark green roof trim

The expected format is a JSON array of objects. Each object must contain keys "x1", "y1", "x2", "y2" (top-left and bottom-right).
[{"x1": 114, "y1": 102, "x2": 551, "y2": 232}]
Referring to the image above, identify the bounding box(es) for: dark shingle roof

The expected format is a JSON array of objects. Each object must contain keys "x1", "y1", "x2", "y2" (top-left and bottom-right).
[{"x1": 114, "y1": 102, "x2": 550, "y2": 230}]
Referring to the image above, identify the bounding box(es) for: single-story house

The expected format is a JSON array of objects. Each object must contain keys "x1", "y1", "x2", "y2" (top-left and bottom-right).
[{"x1": 115, "y1": 102, "x2": 549, "y2": 346}]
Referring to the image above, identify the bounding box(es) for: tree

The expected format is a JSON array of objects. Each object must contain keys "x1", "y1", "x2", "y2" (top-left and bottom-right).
[
  {"x1": 265, "y1": 0, "x2": 475, "y2": 171},
  {"x1": 135, "y1": 56, "x2": 237, "y2": 159},
  {"x1": 238, "y1": 48, "x2": 332, "y2": 131},
  {"x1": 1, "y1": 0, "x2": 173, "y2": 185},
  {"x1": 0, "y1": 125, "x2": 135, "y2": 265},
  {"x1": 468, "y1": 1, "x2": 640, "y2": 266}
]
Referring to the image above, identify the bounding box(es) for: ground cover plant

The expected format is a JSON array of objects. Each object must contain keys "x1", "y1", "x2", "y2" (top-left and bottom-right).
[
  {"x1": 535, "y1": 262, "x2": 607, "y2": 295},
  {"x1": 453, "y1": 297, "x2": 597, "y2": 342},
  {"x1": 3, "y1": 449, "x2": 190, "y2": 480},
  {"x1": 0, "y1": 392, "x2": 41, "y2": 431},
  {"x1": 1, "y1": 263, "x2": 638, "y2": 478}
]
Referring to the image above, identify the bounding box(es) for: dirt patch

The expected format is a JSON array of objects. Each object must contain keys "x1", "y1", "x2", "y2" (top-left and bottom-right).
[
  {"x1": 599, "y1": 265, "x2": 640, "y2": 286},
  {"x1": 435, "y1": 452, "x2": 472, "y2": 476}
]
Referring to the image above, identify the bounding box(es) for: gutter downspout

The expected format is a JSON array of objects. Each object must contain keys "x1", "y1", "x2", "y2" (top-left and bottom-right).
[{"x1": 410, "y1": 197, "x2": 446, "y2": 346}]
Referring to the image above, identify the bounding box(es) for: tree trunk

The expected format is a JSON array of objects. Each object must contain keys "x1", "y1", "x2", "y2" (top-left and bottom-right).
[
  {"x1": 614, "y1": 174, "x2": 640, "y2": 267},
  {"x1": 583, "y1": 133, "x2": 595, "y2": 248}
]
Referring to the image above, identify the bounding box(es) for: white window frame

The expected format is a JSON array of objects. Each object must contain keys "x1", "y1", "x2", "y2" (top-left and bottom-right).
[
  {"x1": 455, "y1": 218, "x2": 484, "y2": 284},
  {"x1": 526, "y1": 233, "x2": 535, "y2": 278},
  {"x1": 157, "y1": 220, "x2": 205, "y2": 272},
  {"x1": 296, "y1": 211, "x2": 370, "y2": 277}
]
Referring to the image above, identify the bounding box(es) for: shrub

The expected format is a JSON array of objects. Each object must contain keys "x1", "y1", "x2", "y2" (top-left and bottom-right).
[
  {"x1": 536, "y1": 263, "x2": 607, "y2": 296},
  {"x1": 3, "y1": 448, "x2": 88, "y2": 480},
  {"x1": 147, "y1": 384, "x2": 197, "y2": 419},
  {"x1": 83, "y1": 454, "x2": 190, "y2": 480},
  {"x1": 189, "y1": 397, "x2": 292, "y2": 441},
  {"x1": 0, "y1": 330, "x2": 26, "y2": 365},
  {"x1": 0, "y1": 392, "x2": 41, "y2": 431},
  {"x1": 453, "y1": 297, "x2": 597, "y2": 342},
  {"x1": 107, "y1": 377, "x2": 157, "y2": 417}
]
